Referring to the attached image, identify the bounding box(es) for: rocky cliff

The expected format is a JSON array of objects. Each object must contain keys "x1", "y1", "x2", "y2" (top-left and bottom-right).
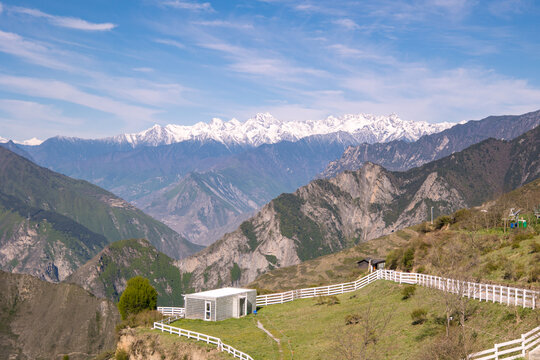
[{"x1": 178, "y1": 126, "x2": 540, "y2": 291}]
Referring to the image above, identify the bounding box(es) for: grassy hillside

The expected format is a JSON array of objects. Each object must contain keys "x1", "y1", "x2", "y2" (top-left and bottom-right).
[
  {"x1": 169, "y1": 281, "x2": 539, "y2": 360},
  {"x1": 67, "y1": 239, "x2": 191, "y2": 306}
]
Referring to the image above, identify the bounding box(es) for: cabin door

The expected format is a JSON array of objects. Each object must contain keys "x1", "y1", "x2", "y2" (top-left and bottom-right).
[
  {"x1": 239, "y1": 296, "x2": 246, "y2": 317},
  {"x1": 204, "y1": 300, "x2": 211, "y2": 321}
]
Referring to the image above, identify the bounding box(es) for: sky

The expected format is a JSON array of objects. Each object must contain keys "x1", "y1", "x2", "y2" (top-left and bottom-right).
[{"x1": 0, "y1": 0, "x2": 539, "y2": 141}]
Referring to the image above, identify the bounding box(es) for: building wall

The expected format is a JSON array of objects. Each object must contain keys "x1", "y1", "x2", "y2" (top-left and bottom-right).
[
  {"x1": 185, "y1": 297, "x2": 215, "y2": 320},
  {"x1": 216, "y1": 295, "x2": 235, "y2": 321},
  {"x1": 246, "y1": 290, "x2": 256, "y2": 314}
]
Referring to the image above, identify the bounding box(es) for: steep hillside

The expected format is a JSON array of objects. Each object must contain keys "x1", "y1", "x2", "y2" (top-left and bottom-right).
[
  {"x1": 321, "y1": 109, "x2": 540, "y2": 178},
  {"x1": 138, "y1": 134, "x2": 356, "y2": 245},
  {"x1": 179, "y1": 126, "x2": 540, "y2": 291},
  {"x1": 250, "y1": 178, "x2": 540, "y2": 292},
  {"x1": 0, "y1": 271, "x2": 120, "y2": 360},
  {"x1": 0, "y1": 147, "x2": 201, "y2": 261},
  {"x1": 67, "y1": 239, "x2": 190, "y2": 306},
  {"x1": 0, "y1": 192, "x2": 108, "y2": 282}
]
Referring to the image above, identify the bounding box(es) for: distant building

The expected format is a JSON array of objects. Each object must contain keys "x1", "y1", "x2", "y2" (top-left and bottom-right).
[
  {"x1": 357, "y1": 258, "x2": 385, "y2": 272},
  {"x1": 184, "y1": 287, "x2": 257, "y2": 321}
]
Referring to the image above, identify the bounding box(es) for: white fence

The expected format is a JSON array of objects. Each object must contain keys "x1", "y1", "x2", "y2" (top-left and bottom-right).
[
  {"x1": 157, "y1": 306, "x2": 185, "y2": 316},
  {"x1": 153, "y1": 316, "x2": 253, "y2": 360},
  {"x1": 256, "y1": 270, "x2": 539, "y2": 309},
  {"x1": 468, "y1": 326, "x2": 540, "y2": 360},
  {"x1": 256, "y1": 271, "x2": 379, "y2": 306}
]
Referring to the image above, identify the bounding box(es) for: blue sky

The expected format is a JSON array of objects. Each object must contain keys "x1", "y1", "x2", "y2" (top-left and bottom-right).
[{"x1": 0, "y1": 0, "x2": 539, "y2": 141}]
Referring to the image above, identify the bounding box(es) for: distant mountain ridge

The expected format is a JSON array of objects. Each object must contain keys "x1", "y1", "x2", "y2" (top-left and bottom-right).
[
  {"x1": 321, "y1": 109, "x2": 540, "y2": 178},
  {"x1": 10, "y1": 110, "x2": 539, "y2": 246},
  {"x1": 91, "y1": 112, "x2": 455, "y2": 148},
  {"x1": 0, "y1": 147, "x2": 201, "y2": 282},
  {"x1": 178, "y1": 125, "x2": 540, "y2": 291}
]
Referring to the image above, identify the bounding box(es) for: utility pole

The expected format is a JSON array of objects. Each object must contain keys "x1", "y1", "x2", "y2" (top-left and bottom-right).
[{"x1": 431, "y1": 206, "x2": 434, "y2": 224}]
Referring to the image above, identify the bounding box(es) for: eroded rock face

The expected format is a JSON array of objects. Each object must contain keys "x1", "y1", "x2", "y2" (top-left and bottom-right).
[
  {"x1": 117, "y1": 328, "x2": 224, "y2": 360},
  {"x1": 178, "y1": 127, "x2": 539, "y2": 293}
]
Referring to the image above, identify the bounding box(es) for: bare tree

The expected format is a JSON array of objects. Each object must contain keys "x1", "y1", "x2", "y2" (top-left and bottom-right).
[{"x1": 333, "y1": 296, "x2": 393, "y2": 360}]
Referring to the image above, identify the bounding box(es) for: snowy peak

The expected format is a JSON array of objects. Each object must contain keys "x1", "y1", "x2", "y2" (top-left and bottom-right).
[
  {"x1": 113, "y1": 113, "x2": 455, "y2": 147},
  {"x1": 0, "y1": 137, "x2": 43, "y2": 146}
]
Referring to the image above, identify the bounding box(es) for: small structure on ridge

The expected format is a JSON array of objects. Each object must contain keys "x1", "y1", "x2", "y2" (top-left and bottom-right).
[
  {"x1": 357, "y1": 258, "x2": 386, "y2": 272},
  {"x1": 184, "y1": 287, "x2": 257, "y2": 321}
]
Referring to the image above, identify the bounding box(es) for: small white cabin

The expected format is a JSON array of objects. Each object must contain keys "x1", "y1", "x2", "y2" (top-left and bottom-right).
[{"x1": 184, "y1": 287, "x2": 257, "y2": 321}]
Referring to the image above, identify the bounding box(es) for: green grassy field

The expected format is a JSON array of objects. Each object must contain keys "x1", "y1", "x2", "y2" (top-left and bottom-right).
[{"x1": 169, "y1": 281, "x2": 539, "y2": 359}]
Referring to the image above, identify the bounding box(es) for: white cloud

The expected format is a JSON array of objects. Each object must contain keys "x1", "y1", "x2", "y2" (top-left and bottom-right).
[
  {"x1": 0, "y1": 99, "x2": 83, "y2": 126},
  {"x1": 133, "y1": 67, "x2": 155, "y2": 73},
  {"x1": 0, "y1": 75, "x2": 159, "y2": 122},
  {"x1": 0, "y1": 30, "x2": 76, "y2": 71},
  {"x1": 199, "y1": 40, "x2": 326, "y2": 81},
  {"x1": 154, "y1": 38, "x2": 185, "y2": 49},
  {"x1": 193, "y1": 20, "x2": 253, "y2": 30},
  {"x1": 10, "y1": 6, "x2": 116, "y2": 31},
  {"x1": 333, "y1": 18, "x2": 359, "y2": 30},
  {"x1": 161, "y1": 1, "x2": 213, "y2": 11}
]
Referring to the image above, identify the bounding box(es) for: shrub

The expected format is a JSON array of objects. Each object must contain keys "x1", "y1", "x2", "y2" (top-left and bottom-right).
[
  {"x1": 530, "y1": 242, "x2": 540, "y2": 254},
  {"x1": 401, "y1": 285, "x2": 416, "y2": 300},
  {"x1": 345, "y1": 313, "x2": 361, "y2": 325},
  {"x1": 435, "y1": 215, "x2": 453, "y2": 230},
  {"x1": 63, "y1": 356, "x2": 69, "y2": 360},
  {"x1": 118, "y1": 276, "x2": 157, "y2": 320},
  {"x1": 230, "y1": 263, "x2": 242, "y2": 283},
  {"x1": 385, "y1": 249, "x2": 401, "y2": 270},
  {"x1": 402, "y1": 248, "x2": 415, "y2": 271},
  {"x1": 411, "y1": 308, "x2": 428, "y2": 325},
  {"x1": 315, "y1": 295, "x2": 340, "y2": 306},
  {"x1": 116, "y1": 349, "x2": 129, "y2": 360}
]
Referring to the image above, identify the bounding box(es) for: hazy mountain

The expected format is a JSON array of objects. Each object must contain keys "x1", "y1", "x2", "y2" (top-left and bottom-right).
[
  {"x1": 178, "y1": 125, "x2": 540, "y2": 291},
  {"x1": 0, "y1": 147, "x2": 201, "y2": 283},
  {"x1": 321, "y1": 109, "x2": 540, "y2": 178}
]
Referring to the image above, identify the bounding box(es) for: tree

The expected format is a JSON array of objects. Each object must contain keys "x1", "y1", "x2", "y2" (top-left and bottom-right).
[{"x1": 118, "y1": 276, "x2": 157, "y2": 320}]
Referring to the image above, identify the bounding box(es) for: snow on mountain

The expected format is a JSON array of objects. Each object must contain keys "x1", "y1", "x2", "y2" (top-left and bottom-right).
[
  {"x1": 15, "y1": 137, "x2": 44, "y2": 146},
  {"x1": 112, "y1": 112, "x2": 455, "y2": 147},
  {"x1": 0, "y1": 137, "x2": 44, "y2": 145}
]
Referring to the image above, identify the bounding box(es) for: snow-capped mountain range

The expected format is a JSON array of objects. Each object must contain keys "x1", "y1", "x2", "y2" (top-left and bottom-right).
[
  {"x1": 112, "y1": 113, "x2": 455, "y2": 147},
  {"x1": 1, "y1": 113, "x2": 455, "y2": 148}
]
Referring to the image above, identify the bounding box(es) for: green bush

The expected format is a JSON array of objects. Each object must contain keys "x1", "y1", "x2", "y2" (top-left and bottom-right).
[
  {"x1": 118, "y1": 277, "x2": 157, "y2": 320},
  {"x1": 401, "y1": 285, "x2": 416, "y2": 300},
  {"x1": 402, "y1": 248, "x2": 415, "y2": 271},
  {"x1": 230, "y1": 263, "x2": 242, "y2": 283},
  {"x1": 344, "y1": 313, "x2": 361, "y2": 325},
  {"x1": 411, "y1": 308, "x2": 428, "y2": 325},
  {"x1": 116, "y1": 349, "x2": 129, "y2": 360},
  {"x1": 435, "y1": 215, "x2": 454, "y2": 230},
  {"x1": 63, "y1": 356, "x2": 69, "y2": 360}
]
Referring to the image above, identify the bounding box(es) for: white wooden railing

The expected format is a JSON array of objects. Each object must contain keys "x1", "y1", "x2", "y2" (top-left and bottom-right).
[
  {"x1": 256, "y1": 271, "x2": 379, "y2": 306},
  {"x1": 256, "y1": 270, "x2": 539, "y2": 309},
  {"x1": 153, "y1": 316, "x2": 253, "y2": 360},
  {"x1": 157, "y1": 306, "x2": 185, "y2": 316},
  {"x1": 468, "y1": 326, "x2": 540, "y2": 360}
]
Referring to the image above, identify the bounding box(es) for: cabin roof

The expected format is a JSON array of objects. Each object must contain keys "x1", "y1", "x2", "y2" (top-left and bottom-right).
[{"x1": 185, "y1": 287, "x2": 255, "y2": 299}]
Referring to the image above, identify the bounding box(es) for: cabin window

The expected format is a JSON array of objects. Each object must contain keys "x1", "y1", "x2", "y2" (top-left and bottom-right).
[{"x1": 204, "y1": 301, "x2": 211, "y2": 321}]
